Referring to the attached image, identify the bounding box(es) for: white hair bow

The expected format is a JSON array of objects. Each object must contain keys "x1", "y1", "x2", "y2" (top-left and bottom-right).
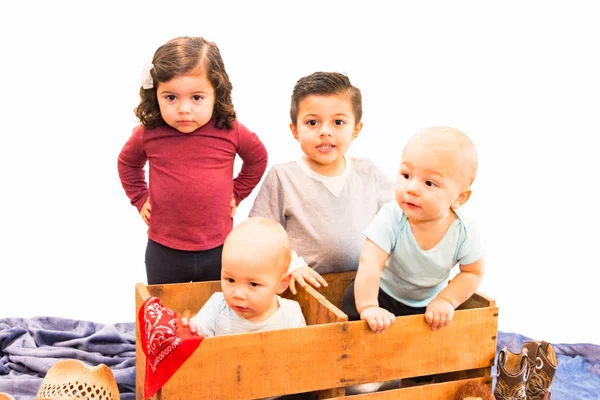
[{"x1": 141, "y1": 61, "x2": 154, "y2": 90}]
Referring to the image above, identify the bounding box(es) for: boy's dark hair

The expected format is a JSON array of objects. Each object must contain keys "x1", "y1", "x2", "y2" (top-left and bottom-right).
[
  {"x1": 290, "y1": 72, "x2": 362, "y2": 125},
  {"x1": 135, "y1": 36, "x2": 236, "y2": 130}
]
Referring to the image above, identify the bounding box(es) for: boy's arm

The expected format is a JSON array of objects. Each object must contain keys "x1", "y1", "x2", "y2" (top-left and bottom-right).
[
  {"x1": 436, "y1": 258, "x2": 484, "y2": 308},
  {"x1": 248, "y1": 167, "x2": 285, "y2": 224},
  {"x1": 232, "y1": 124, "x2": 268, "y2": 205},
  {"x1": 355, "y1": 239, "x2": 395, "y2": 333},
  {"x1": 248, "y1": 167, "x2": 284, "y2": 222},
  {"x1": 288, "y1": 250, "x2": 307, "y2": 273},
  {"x1": 247, "y1": 167, "x2": 329, "y2": 294},
  {"x1": 425, "y1": 258, "x2": 484, "y2": 331},
  {"x1": 288, "y1": 250, "x2": 328, "y2": 295}
]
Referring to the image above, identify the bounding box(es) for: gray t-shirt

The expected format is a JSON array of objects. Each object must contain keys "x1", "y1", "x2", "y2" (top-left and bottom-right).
[
  {"x1": 249, "y1": 157, "x2": 395, "y2": 274},
  {"x1": 191, "y1": 293, "x2": 306, "y2": 337}
]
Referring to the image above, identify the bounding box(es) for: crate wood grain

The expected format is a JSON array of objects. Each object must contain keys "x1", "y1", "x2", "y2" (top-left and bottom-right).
[{"x1": 135, "y1": 271, "x2": 498, "y2": 399}]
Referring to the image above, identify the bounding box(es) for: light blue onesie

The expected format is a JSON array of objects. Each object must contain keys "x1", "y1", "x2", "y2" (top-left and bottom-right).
[{"x1": 365, "y1": 201, "x2": 483, "y2": 308}]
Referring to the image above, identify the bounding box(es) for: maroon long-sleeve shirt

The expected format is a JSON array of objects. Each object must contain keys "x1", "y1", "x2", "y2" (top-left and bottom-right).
[{"x1": 118, "y1": 120, "x2": 268, "y2": 251}]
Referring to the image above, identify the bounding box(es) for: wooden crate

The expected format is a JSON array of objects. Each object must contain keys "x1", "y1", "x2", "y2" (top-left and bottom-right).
[{"x1": 135, "y1": 271, "x2": 498, "y2": 399}]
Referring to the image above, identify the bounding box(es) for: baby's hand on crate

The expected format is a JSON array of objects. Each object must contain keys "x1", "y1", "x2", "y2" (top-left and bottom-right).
[
  {"x1": 177, "y1": 310, "x2": 203, "y2": 337},
  {"x1": 425, "y1": 298, "x2": 454, "y2": 331},
  {"x1": 360, "y1": 306, "x2": 396, "y2": 334}
]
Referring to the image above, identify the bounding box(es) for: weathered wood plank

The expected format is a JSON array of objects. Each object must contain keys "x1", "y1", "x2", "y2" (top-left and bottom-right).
[
  {"x1": 135, "y1": 272, "x2": 498, "y2": 399},
  {"x1": 157, "y1": 308, "x2": 497, "y2": 399},
  {"x1": 328, "y1": 377, "x2": 492, "y2": 399}
]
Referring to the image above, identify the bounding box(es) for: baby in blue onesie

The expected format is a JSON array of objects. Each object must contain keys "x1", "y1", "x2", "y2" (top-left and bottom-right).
[{"x1": 342, "y1": 127, "x2": 484, "y2": 333}]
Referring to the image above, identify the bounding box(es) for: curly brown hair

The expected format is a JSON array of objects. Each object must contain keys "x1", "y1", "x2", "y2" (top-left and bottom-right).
[
  {"x1": 135, "y1": 36, "x2": 236, "y2": 130},
  {"x1": 290, "y1": 72, "x2": 362, "y2": 125}
]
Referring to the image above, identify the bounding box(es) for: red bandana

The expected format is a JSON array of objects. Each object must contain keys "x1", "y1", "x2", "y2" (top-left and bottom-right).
[{"x1": 139, "y1": 296, "x2": 204, "y2": 399}]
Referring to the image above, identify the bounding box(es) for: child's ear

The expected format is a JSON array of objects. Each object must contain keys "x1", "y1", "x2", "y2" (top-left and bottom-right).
[
  {"x1": 290, "y1": 123, "x2": 299, "y2": 141},
  {"x1": 451, "y1": 189, "x2": 472, "y2": 209},
  {"x1": 276, "y1": 272, "x2": 292, "y2": 295},
  {"x1": 352, "y1": 122, "x2": 363, "y2": 140}
]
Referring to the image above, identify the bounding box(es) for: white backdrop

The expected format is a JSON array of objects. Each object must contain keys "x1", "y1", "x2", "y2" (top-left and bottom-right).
[{"x1": 2, "y1": 1, "x2": 598, "y2": 344}]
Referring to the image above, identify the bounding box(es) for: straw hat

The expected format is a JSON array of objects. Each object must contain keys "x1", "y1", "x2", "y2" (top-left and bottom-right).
[{"x1": 35, "y1": 359, "x2": 119, "y2": 400}]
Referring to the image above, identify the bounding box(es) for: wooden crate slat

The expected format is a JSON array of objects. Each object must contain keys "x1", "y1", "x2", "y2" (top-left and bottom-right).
[
  {"x1": 157, "y1": 308, "x2": 497, "y2": 398},
  {"x1": 135, "y1": 271, "x2": 499, "y2": 399},
  {"x1": 327, "y1": 377, "x2": 492, "y2": 399}
]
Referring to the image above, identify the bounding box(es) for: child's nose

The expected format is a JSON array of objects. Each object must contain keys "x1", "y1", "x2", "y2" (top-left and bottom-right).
[
  {"x1": 319, "y1": 125, "x2": 332, "y2": 136},
  {"x1": 178, "y1": 100, "x2": 191, "y2": 113},
  {"x1": 233, "y1": 287, "x2": 247, "y2": 299},
  {"x1": 406, "y1": 179, "x2": 420, "y2": 195}
]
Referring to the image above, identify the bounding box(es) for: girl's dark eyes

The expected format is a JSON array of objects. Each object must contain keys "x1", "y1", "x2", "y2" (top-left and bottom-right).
[
  {"x1": 166, "y1": 95, "x2": 176, "y2": 101},
  {"x1": 226, "y1": 278, "x2": 234, "y2": 283},
  {"x1": 250, "y1": 282, "x2": 259, "y2": 287},
  {"x1": 334, "y1": 120, "x2": 345, "y2": 125},
  {"x1": 192, "y1": 95, "x2": 203, "y2": 101},
  {"x1": 307, "y1": 120, "x2": 317, "y2": 126},
  {"x1": 425, "y1": 181, "x2": 436, "y2": 187},
  {"x1": 402, "y1": 173, "x2": 410, "y2": 179}
]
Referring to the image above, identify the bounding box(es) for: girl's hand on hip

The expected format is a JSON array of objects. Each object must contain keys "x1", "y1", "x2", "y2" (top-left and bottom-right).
[
  {"x1": 230, "y1": 196, "x2": 237, "y2": 218},
  {"x1": 140, "y1": 198, "x2": 151, "y2": 225}
]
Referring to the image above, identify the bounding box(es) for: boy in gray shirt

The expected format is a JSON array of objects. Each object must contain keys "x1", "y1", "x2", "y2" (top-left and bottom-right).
[{"x1": 250, "y1": 72, "x2": 394, "y2": 294}]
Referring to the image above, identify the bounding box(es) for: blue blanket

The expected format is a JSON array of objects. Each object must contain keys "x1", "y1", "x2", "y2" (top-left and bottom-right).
[
  {"x1": 1, "y1": 317, "x2": 599, "y2": 399},
  {"x1": 0, "y1": 317, "x2": 135, "y2": 399}
]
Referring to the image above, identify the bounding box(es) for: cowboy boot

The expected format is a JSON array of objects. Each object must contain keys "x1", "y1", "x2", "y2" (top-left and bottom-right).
[
  {"x1": 494, "y1": 347, "x2": 529, "y2": 400},
  {"x1": 523, "y1": 341, "x2": 558, "y2": 400}
]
